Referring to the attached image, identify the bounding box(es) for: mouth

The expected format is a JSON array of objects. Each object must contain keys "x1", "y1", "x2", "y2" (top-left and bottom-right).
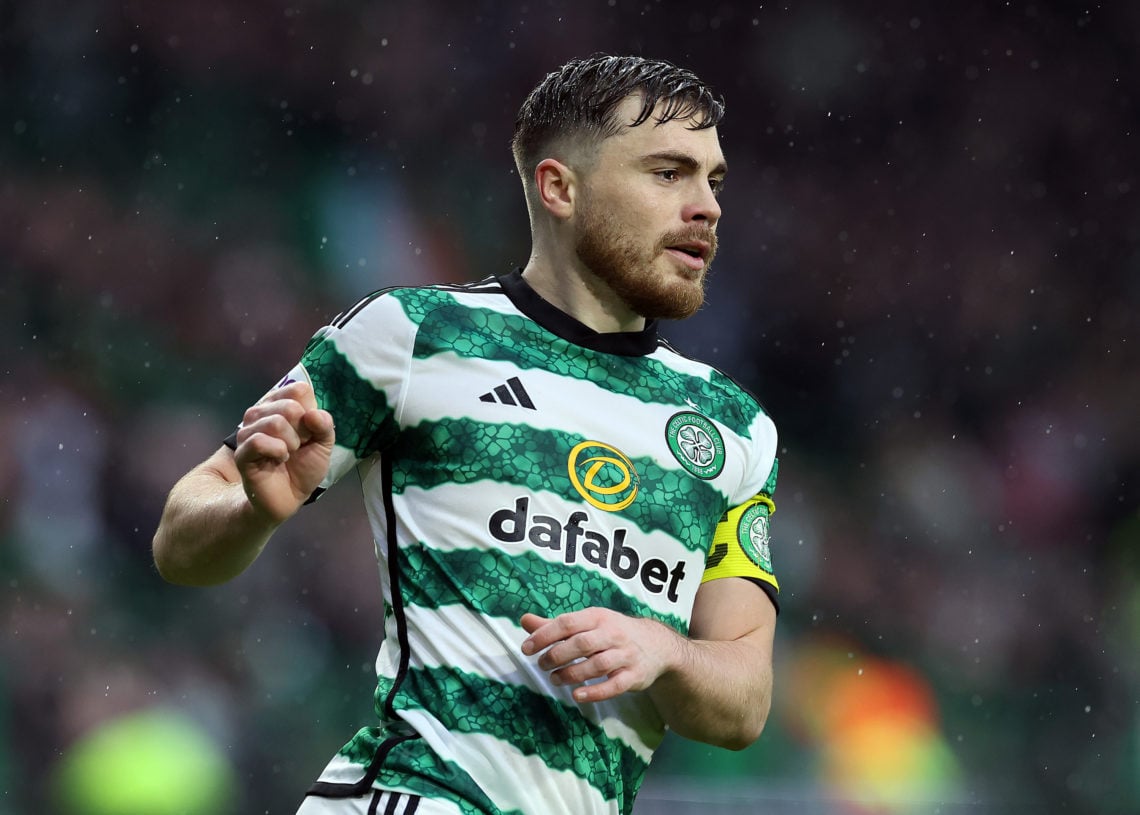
[
  {"x1": 668, "y1": 241, "x2": 710, "y2": 260},
  {"x1": 665, "y1": 240, "x2": 711, "y2": 272}
]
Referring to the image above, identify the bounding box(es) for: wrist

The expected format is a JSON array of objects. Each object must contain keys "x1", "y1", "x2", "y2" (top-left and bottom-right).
[
  {"x1": 237, "y1": 481, "x2": 291, "y2": 534},
  {"x1": 645, "y1": 618, "x2": 689, "y2": 684}
]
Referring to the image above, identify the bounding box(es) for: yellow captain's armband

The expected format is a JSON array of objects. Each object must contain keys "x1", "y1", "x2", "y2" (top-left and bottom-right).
[{"x1": 702, "y1": 494, "x2": 779, "y2": 592}]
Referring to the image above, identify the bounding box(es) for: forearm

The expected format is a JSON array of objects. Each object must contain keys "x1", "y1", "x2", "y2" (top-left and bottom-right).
[
  {"x1": 152, "y1": 463, "x2": 280, "y2": 586},
  {"x1": 648, "y1": 630, "x2": 772, "y2": 750},
  {"x1": 520, "y1": 594, "x2": 776, "y2": 748}
]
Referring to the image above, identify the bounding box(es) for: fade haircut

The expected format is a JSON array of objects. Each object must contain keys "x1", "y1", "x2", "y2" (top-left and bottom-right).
[{"x1": 511, "y1": 54, "x2": 725, "y2": 182}]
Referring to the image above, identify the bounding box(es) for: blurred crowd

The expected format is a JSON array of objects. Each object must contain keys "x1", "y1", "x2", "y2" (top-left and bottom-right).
[{"x1": 1, "y1": 2, "x2": 1137, "y2": 814}]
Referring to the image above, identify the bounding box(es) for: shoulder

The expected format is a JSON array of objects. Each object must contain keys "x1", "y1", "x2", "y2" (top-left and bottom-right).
[
  {"x1": 654, "y1": 336, "x2": 773, "y2": 426},
  {"x1": 326, "y1": 275, "x2": 507, "y2": 331}
]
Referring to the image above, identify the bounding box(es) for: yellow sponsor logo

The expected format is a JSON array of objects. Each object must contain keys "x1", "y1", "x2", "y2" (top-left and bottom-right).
[{"x1": 567, "y1": 441, "x2": 640, "y2": 512}]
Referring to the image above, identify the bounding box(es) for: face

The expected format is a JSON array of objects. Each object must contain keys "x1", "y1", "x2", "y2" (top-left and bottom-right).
[{"x1": 572, "y1": 95, "x2": 726, "y2": 320}]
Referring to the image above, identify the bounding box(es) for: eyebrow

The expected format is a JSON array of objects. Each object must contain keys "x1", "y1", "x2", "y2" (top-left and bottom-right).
[{"x1": 640, "y1": 150, "x2": 728, "y2": 177}]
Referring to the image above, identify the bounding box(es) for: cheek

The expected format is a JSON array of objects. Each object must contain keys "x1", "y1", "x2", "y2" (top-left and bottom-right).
[
  {"x1": 620, "y1": 206, "x2": 667, "y2": 250},
  {"x1": 598, "y1": 185, "x2": 662, "y2": 226}
]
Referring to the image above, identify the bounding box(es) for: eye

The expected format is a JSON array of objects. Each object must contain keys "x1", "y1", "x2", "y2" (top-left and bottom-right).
[
  {"x1": 709, "y1": 177, "x2": 725, "y2": 196},
  {"x1": 656, "y1": 169, "x2": 680, "y2": 182}
]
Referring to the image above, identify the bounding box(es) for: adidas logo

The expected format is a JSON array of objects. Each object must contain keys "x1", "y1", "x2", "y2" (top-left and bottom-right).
[{"x1": 479, "y1": 376, "x2": 535, "y2": 410}]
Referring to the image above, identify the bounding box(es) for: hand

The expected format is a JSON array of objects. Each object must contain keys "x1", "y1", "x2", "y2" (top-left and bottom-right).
[
  {"x1": 233, "y1": 380, "x2": 335, "y2": 524},
  {"x1": 520, "y1": 609, "x2": 680, "y2": 703}
]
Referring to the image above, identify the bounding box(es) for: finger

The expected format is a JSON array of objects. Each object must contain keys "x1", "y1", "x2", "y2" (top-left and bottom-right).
[
  {"x1": 264, "y1": 379, "x2": 316, "y2": 406},
  {"x1": 520, "y1": 613, "x2": 549, "y2": 637},
  {"x1": 300, "y1": 409, "x2": 335, "y2": 445},
  {"x1": 521, "y1": 609, "x2": 597, "y2": 655},
  {"x1": 569, "y1": 672, "x2": 636, "y2": 703},
  {"x1": 537, "y1": 628, "x2": 608, "y2": 672},
  {"x1": 237, "y1": 413, "x2": 303, "y2": 452},
  {"x1": 234, "y1": 430, "x2": 293, "y2": 466},
  {"x1": 521, "y1": 613, "x2": 564, "y2": 655},
  {"x1": 549, "y1": 647, "x2": 621, "y2": 684},
  {"x1": 242, "y1": 397, "x2": 307, "y2": 430}
]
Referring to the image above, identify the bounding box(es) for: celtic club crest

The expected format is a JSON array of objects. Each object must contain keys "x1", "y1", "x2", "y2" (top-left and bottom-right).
[
  {"x1": 737, "y1": 502, "x2": 773, "y2": 573},
  {"x1": 665, "y1": 411, "x2": 725, "y2": 480}
]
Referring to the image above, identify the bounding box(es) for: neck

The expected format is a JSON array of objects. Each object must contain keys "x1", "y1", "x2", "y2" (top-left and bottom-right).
[{"x1": 521, "y1": 253, "x2": 646, "y2": 334}]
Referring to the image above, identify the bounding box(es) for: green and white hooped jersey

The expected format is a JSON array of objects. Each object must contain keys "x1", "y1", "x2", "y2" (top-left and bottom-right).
[{"x1": 277, "y1": 270, "x2": 779, "y2": 815}]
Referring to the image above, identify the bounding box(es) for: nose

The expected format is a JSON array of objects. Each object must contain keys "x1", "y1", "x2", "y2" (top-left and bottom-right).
[{"x1": 685, "y1": 180, "x2": 722, "y2": 225}]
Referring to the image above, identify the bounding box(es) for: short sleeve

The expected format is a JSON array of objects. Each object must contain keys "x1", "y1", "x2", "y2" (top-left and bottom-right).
[{"x1": 224, "y1": 288, "x2": 413, "y2": 502}]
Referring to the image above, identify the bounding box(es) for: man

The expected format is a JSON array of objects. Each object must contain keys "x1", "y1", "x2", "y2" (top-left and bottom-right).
[{"x1": 153, "y1": 55, "x2": 781, "y2": 815}]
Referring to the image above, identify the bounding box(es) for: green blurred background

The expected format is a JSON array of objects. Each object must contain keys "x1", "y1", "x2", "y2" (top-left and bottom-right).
[{"x1": 2, "y1": 1, "x2": 1137, "y2": 813}]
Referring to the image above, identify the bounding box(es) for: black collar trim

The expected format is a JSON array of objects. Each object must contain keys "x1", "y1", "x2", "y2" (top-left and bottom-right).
[{"x1": 499, "y1": 269, "x2": 659, "y2": 357}]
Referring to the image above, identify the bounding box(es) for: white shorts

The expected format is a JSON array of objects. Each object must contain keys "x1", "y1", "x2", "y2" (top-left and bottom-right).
[{"x1": 296, "y1": 790, "x2": 465, "y2": 815}]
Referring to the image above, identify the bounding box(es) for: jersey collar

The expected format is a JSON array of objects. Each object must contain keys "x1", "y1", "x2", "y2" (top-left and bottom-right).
[{"x1": 499, "y1": 269, "x2": 660, "y2": 357}]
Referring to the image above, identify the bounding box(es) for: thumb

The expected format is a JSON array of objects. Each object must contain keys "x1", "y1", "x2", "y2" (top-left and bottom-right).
[{"x1": 301, "y1": 409, "x2": 335, "y2": 446}]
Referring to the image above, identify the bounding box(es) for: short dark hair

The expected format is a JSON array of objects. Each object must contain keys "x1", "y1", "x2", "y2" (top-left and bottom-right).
[{"x1": 511, "y1": 54, "x2": 725, "y2": 178}]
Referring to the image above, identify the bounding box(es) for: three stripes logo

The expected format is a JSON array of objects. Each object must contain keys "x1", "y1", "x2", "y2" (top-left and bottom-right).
[{"x1": 479, "y1": 376, "x2": 535, "y2": 410}]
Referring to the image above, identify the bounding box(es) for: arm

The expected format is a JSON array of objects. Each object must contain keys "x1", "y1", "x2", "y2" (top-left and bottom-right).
[
  {"x1": 648, "y1": 577, "x2": 775, "y2": 748},
  {"x1": 520, "y1": 577, "x2": 776, "y2": 750},
  {"x1": 152, "y1": 381, "x2": 334, "y2": 586}
]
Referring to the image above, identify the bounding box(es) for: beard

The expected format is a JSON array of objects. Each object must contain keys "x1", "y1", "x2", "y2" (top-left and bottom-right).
[{"x1": 574, "y1": 199, "x2": 718, "y2": 321}]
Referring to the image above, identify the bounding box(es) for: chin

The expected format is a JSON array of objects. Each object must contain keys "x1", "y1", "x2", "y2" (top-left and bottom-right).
[{"x1": 634, "y1": 285, "x2": 705, "y2": 321}]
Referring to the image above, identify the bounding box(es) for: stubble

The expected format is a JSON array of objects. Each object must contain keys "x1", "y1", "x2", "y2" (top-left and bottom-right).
[{"x1": 574, "y1": 200, "x2": 717, "y2": 321}]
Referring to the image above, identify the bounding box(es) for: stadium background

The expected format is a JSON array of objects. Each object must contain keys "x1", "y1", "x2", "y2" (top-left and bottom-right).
[{"x1": 1, "y1": 1, "x2": 1137, "y2": 813}]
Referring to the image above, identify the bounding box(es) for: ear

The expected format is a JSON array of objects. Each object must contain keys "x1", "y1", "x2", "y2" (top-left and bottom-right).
[{"x1": 534, "y1": 158, "x2": 576, "y2": 220}]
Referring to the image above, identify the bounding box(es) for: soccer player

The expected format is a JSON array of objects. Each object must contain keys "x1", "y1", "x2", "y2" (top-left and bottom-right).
[{"x1": 153, "y1": 55, "x2": 781, "y2": 815}]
